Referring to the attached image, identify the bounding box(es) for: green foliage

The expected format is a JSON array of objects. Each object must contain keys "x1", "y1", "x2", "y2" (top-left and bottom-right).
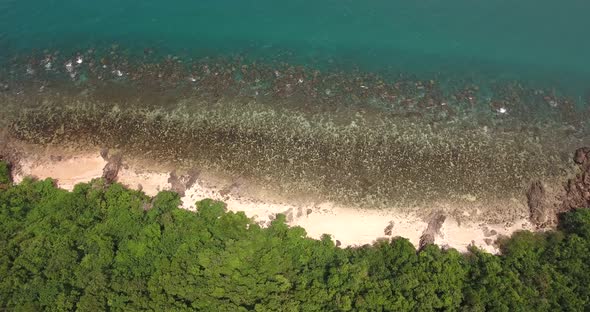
[
  {"x1": 1, "y1": 177, "x2": 590, "y2": 311},
  {"x1": 560, "y1": 209, "x2": 590, "y2": 239},
  {"x1": 0, "y1": 160, "x2": 10, "y2": 185}
]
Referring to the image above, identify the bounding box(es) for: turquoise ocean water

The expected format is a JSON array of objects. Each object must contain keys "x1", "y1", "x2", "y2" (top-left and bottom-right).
[{"x1": 1, "y1": 0, "x2": 589, "y2": 93}]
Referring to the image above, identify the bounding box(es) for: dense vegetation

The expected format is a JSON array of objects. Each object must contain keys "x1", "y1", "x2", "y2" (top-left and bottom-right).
[{"x1": 1, "y1": 161, "x2": 589, "y2": 311}]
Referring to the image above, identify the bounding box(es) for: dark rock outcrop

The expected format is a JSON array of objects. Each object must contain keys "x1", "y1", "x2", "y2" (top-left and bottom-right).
[
  {"x1": 560, "y1": 147, "x2": 590, "y2": 211},
  {"x1": 573, "y1": 147, "x2": 590, "y2": 165},
  {"x1": 419, "y1": 211, "x2": 446, "y2": 250},
  {"x1": 527, "y1": 180, "x2": 550, "y2": 227},
  {"x1": 168, "y1": 169, "x2": 199, "y2": 197},
  {"x1": 384, "y1": 221, "x2": 394, "y2": 236},
  {"x1": 102, "y1": 154, "x2": 122, "y2": 183}
]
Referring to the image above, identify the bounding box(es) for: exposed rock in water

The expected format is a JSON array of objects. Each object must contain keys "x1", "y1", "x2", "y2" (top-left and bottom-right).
[
  {"x1": 102, "y1": 154, "x2": 122, "y2": 183},
  {"x1": 419, "y1": 211, "x2": 446, "y2": 250}
]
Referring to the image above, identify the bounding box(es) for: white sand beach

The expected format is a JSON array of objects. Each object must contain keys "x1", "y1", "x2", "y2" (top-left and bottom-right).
[{"x1": 13, "y1": 149, "x2": 534, "y2": 254}]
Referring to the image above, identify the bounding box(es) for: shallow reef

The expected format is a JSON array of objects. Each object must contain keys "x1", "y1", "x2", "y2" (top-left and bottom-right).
[{"x1": 1, "y1": 51, "x2": 589, "y2": 210}]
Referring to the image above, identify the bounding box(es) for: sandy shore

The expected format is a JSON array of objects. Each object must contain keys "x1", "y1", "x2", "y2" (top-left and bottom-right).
[{"x1": 9, "y1": 147, "x2": 536, "y2": 254}]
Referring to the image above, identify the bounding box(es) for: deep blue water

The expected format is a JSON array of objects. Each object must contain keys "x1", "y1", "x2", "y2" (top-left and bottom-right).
[{"x1": 1, "y1": 0, "x2": 589, "y2": 92}]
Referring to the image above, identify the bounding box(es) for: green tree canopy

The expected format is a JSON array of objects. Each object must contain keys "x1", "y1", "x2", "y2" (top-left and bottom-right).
[{"x1": 1, "y1": 161, "x2": 589, "y2": 311}]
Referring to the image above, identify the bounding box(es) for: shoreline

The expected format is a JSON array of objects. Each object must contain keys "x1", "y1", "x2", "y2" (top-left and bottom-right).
[{"x1": 11, "y1": 146, "x2": 536, "y2": 254}]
